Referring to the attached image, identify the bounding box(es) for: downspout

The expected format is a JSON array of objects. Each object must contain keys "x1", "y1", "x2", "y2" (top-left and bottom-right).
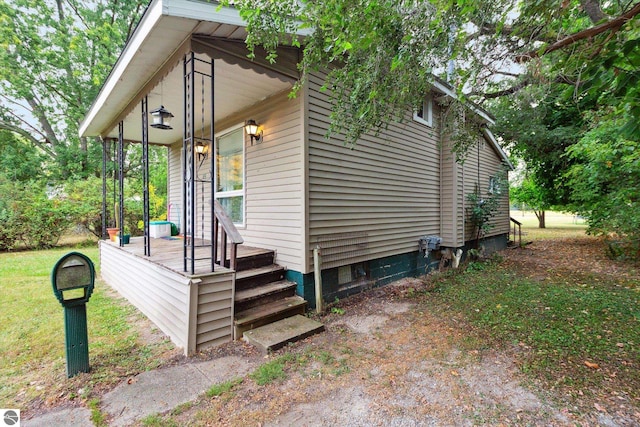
[{"x1": 313, "y1": 246, "x2": 323, "y2": 313}]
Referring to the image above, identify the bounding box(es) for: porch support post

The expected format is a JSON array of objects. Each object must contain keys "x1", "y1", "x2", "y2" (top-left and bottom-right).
[
  {"x1": 209, "y1": 56, "x2": 215, "y2": 271},
  {"x1": 142, "y1": 96, "x2": 151, "y2": 256},
  {"x1": 118, "y1": 121, "x2": 125, "y2": 247},
  {"x1": 101, "y1": 138, "x2": 107, "y2": 239},
  {"x1": 183, "y1": 52, "x2": 197, "y2": 274}
]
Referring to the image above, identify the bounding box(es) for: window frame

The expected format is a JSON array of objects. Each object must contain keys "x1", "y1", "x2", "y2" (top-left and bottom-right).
[
  {"x1": 488, "y1": 176, "x2": 502, "y2": 195},
  {"x1": 413, "y1": 93, "x2": 433, "y2": 127},
  {"x1": 214, "y1": 123, "x2": 246, "y2": 227}
]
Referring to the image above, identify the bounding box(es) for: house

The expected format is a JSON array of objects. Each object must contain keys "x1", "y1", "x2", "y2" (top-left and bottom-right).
[{"x1": 79, "y1": 0, "x2": 512, "y2": 355}]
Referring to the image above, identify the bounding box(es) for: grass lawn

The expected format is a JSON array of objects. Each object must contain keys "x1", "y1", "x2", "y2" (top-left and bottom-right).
[
  {"x1": 425, "y1": 214, "x2": 640, "y2": 405},
  {"x1": 0, "y1": 244, "x2": 175, "y2": 412}
]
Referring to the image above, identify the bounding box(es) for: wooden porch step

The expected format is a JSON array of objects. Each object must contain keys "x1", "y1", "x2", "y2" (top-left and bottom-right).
[
  {"x1": 234, "y1": 280, "x2": 296, "y2": 312},
  {"x1": 234, "y1": 295, "x2": 307, "y2": 338},
  {"x1": 235, "y1": 249, "x2": 275, "y2": 272},
  {"x1": 243, "y1": 315, "x2": 324, "y2": 353},
  {"x1": 235, "y1": 264, "x2": 286, "y2": 290}
]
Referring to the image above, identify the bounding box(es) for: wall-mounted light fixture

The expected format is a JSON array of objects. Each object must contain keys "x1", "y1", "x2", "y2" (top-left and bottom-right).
[
  {"x1": 244, "y1": 119, "x2": 262, "y2": 144},
  {"x1": 195, "y1": 140, "x2": 208, "y2": 161},
  {"x1": 150, "y1": 105, "x2": 174, "y2": 130}
]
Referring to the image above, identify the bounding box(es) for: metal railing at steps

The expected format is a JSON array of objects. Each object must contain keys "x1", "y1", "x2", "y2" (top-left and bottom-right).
[
  {"x1": 510, "y1": 217, "x2": 522, "y2": 248},
  {"x1": 213, "y1": 200, "x2": 244, "y2": 271}
]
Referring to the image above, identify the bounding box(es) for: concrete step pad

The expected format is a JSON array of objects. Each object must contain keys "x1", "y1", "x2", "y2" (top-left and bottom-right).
[
  {"x1": 234, "y1": 296, "x2": 307, "y2": 338},
  {"x1": 243, "y1": 315, "x2": 324, "y2": 353}
]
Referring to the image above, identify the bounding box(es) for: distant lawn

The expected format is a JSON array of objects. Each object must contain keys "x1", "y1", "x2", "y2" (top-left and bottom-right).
[
  {"x1": 511, "y1": 210, "x2": 588, "y2": 240},
  {"x1": 0, "y1": 245, "x2": 175, "y2": 411}
]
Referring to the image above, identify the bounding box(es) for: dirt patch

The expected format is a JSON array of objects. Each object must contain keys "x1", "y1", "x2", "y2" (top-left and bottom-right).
[
  {"x1": 161, "y1": 236, "x2": 640, "y2": 426},
  {"x1": 164, "y1": 281, "x2": 583, "y2": 426}
]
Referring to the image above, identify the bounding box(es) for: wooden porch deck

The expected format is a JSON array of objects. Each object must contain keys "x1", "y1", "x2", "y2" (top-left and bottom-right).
[{"x1": 104, "y1": 236, "x2": 271, "y2": 277}]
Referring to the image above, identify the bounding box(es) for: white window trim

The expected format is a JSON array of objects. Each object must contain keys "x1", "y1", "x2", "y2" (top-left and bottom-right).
[
  {"x1": 413, "y1": 94, "x2": 433, "y2": 127},
  {"x1": 214, "y1": 123, "x2": 246, "y2": 228},
  {"x1": 488, "y1": 176, "x2": 501, "y2": 195}
]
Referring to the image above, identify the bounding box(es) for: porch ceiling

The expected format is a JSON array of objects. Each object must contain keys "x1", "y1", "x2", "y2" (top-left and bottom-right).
[
  {"x1": 103, "y1": 56, "x2": 293, "y2": 145},
  {"x1": 79, "y1": 0, "x2": 296, "y2": 145}
]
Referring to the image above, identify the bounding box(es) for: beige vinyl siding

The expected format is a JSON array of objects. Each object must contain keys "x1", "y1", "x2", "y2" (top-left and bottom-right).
[
  {"x1": 462, "y1": 136, "x2": 510, "y2": 240},
  {"x1": 165, "y1": 89, "x2": 304, "y2": 272},
  {"x1": 100, "y1": 241, "x2": 235, "y2": 355},
  {"x1": 440, "y1": 133, "x2": 464, "y2": 247},
  {"x1": 307, "y1": 72, "x2": 440, "y2": 271},
  {"x1": 195, "y1": 274, "x2": 235, "y2": 349},
  {"x1": 168, "y1": 143, "x2": 183, "y2": 231},
  {"x1": 100, "y1": 241, "x2": 191, "y2": 351},
  {"x1": 215, "y1": 90, "x2": 305, "y2": 272}
]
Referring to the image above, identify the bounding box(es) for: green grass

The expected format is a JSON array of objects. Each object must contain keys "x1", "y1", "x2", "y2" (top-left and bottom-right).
[
  {"x1": 88, "y1": 397, "x2": 107, "y2": 427},
  {"x1": 205, "y1": 378, "x2": 243, "y2": 398},
  {"x1": 425, "y1": 255, "x2": 640, "y2": 398},
  {"x1": 250, "y1": 355, "x2": 293, "y2": 385},
  {"x1": 0, "y1": 245, "x2": 174, "y2": 409},
  {"x1": 510, "y1": 210, "x2": 588, "y2": 240}
]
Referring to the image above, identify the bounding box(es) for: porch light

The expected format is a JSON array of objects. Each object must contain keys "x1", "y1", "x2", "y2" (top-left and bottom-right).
[
  {"x1": 244, "y1": 119, "x2": 262, "y2": 144},
  {"x1": 150, "y1": 105, "x2": 174, "y2": 130},
  {"x1": 195, "y1": 140, "x2": 208, "y2": 160}
]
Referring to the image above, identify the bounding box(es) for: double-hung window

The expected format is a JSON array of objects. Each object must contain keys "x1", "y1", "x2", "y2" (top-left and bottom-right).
[{"x1": 215, "y1": 125, "x2": 245, "y2": 226}]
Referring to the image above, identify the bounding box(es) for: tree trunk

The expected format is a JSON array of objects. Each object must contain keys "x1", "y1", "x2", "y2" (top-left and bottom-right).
[{"x1": 535, "y1": 210, "x2": 546, "y2": 228}]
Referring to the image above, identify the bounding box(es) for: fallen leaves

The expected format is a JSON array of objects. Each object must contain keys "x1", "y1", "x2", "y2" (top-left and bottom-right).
[{"x1": 584, "y1": 361, "x2": 600, "y2": 370}]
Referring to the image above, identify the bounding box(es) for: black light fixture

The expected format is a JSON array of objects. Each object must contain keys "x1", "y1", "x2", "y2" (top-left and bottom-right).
[
  {"x1": 244, "y1": 119, "x2": 262, "y2": 144},
  {"x1": 150, "y1": 105, "x2": 174, "y2": 130}
]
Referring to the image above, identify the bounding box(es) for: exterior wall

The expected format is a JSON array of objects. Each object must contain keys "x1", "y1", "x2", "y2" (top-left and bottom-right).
[
  {"x1": 166, "y1": 90, "x2": 306, "y2": 272},
  {"x1": 440, "y1": 132, "x2": 464, "y2": 247},
  {"x1": 168, "y1": 143, "x2": 182, "y2": 230},
  {"x1": 195, "y1": 273, "x2": 235, "y2": 350},
  {"x1": 100, "y1": 241, "x2": 235, "y2": 355},
  {"x1": 216, "y1": 90, "x2": 305, "y2": 272},
  {"x1": 306, "y1": 72, "x2": 441, "y2": 274},
  {"x1": 100, "y1": 241, "x2": 192, "y2": 350},
  {"x1": 462, "y1": 135, "x2": 510, "y2": 241}
]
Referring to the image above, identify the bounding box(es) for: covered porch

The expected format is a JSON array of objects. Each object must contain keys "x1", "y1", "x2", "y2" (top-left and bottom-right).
[{"x1": 79, "y1": 0, "x2": 308, "y2": 354}]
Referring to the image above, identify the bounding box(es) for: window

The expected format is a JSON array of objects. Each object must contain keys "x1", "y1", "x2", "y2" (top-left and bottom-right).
[
  {"x1": 488, "y1": 176, "x2": 501, "y2": 195},
  {"x1": 413, "y1": 94, "x2": 433, "y2": 127},
  {"x1": 215, "y1": 125, "x2": 245, "y2": 225}
]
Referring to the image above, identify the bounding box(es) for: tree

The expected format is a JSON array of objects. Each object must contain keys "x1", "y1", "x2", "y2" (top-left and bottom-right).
[
  {"x1": 226, "y1": 0, "x2": 640, "y2": 145},
  {"x1": 566, "y1": 117, "x2": 640, "y2": 258},
  {"x1": 0, "y1": 0, "x2": 146, "y2": 180},
  {"x1": 510, "y1": 176, "x2": 551, "y2": 229},
  {"x1": 490, "y1": 83, "x2": 588, "y2": 220},
  {"x1": 0, "y1": 129, "x2": 46, "y2": 181}
]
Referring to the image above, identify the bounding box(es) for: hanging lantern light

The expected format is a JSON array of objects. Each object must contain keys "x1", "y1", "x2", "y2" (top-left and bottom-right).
[{"x1": 150, "y1": 105, "x2": 174, "y2": 130}]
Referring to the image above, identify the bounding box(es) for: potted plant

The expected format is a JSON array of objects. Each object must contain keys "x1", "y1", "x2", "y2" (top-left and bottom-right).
[
  {"x1": 107, "y1": 201, "x2": 120, "y2": 242},
  {"x1": 119, "y1": 227, "x2": 131, "y2": 245}
]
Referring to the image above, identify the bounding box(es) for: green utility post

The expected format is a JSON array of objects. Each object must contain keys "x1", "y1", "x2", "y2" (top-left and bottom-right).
[{"x1": 51, "y1": 252, "x2": 95, "y2": 378}]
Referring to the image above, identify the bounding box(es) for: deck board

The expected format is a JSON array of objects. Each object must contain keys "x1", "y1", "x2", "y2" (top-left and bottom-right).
[{"x1": 104, "y1": 236, "x2": 271, "y2": 278}]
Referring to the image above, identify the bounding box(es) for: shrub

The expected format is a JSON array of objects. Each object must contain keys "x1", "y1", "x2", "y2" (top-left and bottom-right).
[{"x1": 0, "y1": 179, "x2": 76, "y2": 249}]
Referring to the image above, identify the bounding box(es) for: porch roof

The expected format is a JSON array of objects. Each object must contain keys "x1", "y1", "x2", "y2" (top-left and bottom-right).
[{"x1": 78, "y1": 0, "x2": 299, "y2": 145}]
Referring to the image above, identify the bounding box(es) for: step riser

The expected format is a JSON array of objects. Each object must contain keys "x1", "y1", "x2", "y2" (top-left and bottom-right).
[
  {"x1": 234, "y1": 303, "x2": 306, "y2": 339},
  {"x1": 236, "y1": 270, "x2": 286, "y2": 291},
  {"x1": 236, "y1": 253, "x2": 275, "y2": 271},
  {"x1": 236, "y1": 288, "x2": 296, "y2": 313}
]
